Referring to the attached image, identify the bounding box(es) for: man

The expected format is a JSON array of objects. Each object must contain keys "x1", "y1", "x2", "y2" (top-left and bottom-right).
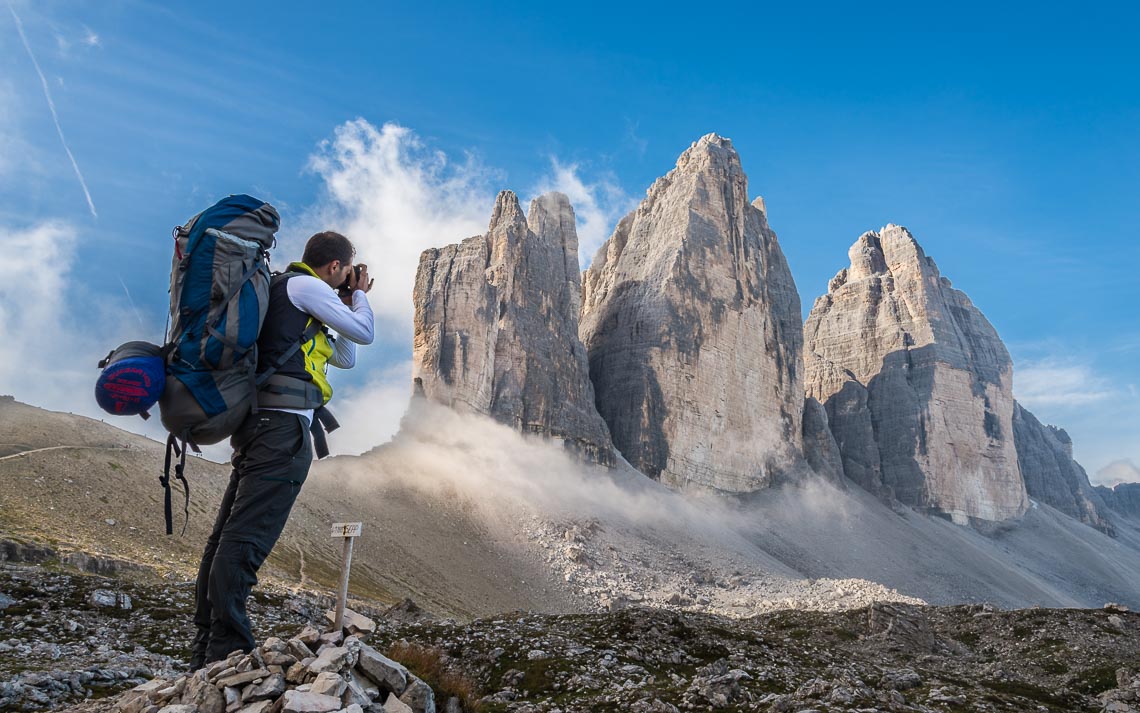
[{"x1": 190, "y1": 231, "x2": 375, "y2": 669}]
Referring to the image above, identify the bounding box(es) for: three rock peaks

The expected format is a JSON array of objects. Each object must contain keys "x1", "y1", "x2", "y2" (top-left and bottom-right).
[{"x1": 411, "y1": 133, "x2": 1114, "y2": 532}]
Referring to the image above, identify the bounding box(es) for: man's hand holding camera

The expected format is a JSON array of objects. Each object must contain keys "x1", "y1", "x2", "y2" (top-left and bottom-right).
[{"x1": 339, "y1": 263, "x2": 374, "y2": 305}]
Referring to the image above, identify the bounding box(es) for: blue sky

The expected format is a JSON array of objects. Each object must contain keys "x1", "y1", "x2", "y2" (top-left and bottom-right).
[{"x1": 1, "y1": 1, "x2": 1137, "y2": 477}]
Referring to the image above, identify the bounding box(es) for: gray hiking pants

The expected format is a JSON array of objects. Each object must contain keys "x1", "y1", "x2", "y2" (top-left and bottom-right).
[{"x1": 190, "y1": 410, "x2": 312, "y2": 668}]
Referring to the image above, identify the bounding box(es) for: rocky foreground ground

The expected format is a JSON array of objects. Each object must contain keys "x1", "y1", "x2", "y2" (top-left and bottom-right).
[{"x1": 2, "y1": 557, "x2": 1139, "y2": 713}]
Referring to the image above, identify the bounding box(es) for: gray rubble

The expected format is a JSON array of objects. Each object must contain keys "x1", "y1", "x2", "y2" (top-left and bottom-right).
[{"x1": 111, "y1": 624, "x2": 435, "y2": 713}]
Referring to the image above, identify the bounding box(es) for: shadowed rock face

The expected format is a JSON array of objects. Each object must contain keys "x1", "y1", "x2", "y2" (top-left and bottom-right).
[
  {"x1": 804, "y1": 226, "x2": 1029, "y2": 524},
  {"x1": 1012, "y1": 402, "x2": 1114, "y2": 534},
  {"x1": 412, "y1": 190, "x2": 614, "y2": 464},
  {"x1": 1096, "y1": 483, "x2": 1140, "y2": 520},
  {"x1": 579, "y1": 134, "x2": 805, "y2": 492},
  {"x1": 802, "y1": 396, "x2": 845, "y2": 485}
]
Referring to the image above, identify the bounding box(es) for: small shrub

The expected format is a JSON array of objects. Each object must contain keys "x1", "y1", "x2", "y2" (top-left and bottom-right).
[
  {"x1": 1069, "y1": 665, "x2": 1120, "y2": 695},
  {"x1": 387, "y1": 640, "x2": 482, "y2": 711},
  {"x1": 832, "y1": 628, "x2": 859, "y2": 641},
  {"x1": 956, "y1": 631, "x2": 980, "y2": 647}
]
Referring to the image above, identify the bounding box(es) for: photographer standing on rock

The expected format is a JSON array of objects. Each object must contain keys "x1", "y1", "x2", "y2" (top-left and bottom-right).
[{"x1": 190, "y1": 231, "x2": 375, "y2": 670}]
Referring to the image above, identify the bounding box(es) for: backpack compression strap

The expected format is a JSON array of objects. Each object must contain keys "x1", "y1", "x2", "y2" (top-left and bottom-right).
[
  {"x1": 203, "y1": 252, "x2": 268, "y2": 366},
  {"x1": 161, "y1": 434, "x2": 192, "y2": 536}
]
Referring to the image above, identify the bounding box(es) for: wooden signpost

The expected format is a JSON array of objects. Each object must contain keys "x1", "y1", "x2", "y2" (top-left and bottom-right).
[{"x1": 330, "y1": 522, "x2": 362, "y2": 633}]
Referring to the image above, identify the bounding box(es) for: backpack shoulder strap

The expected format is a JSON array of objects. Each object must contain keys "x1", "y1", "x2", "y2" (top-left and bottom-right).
[{"x1": 255, "y1": 318, "x2": 324, "y2": 388}]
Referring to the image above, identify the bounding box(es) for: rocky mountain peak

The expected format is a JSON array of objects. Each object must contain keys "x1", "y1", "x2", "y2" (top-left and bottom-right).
[
  {"x1": 805, "y1": 226, "x2": 1029, "y2": 523},
  {"x1": 489, "y1": 188, "x2": 526, "y2": 228},
  {"x1": 673, "y1": 132, "x2": 742, "y2": 175},
  {"x1": 412, "y1": 190, "x2": 613, "y2": 464},
  {"x1": 527, "y1": 191, "x2": 582, "y2": 317},
  {"x1": 580, "y1": 136, "x2": 806, "y2": 492}
]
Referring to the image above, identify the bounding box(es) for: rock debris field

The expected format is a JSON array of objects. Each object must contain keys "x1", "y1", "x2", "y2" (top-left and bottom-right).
[{"x1": 3, "y1": 561, "x2": 1140, "y2": 713}]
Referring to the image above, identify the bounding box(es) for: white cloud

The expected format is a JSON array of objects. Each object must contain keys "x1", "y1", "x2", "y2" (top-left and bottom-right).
[
  {"x1": 0, "y1": 80, "x2": 40, "y2": 180},
  {"x1": 293, "y1": 119, "x2": 639, "y2": 455},
  {"x1": 299, "y1": 120, "x2": 496, "y2": 336},
  {"x1": 326, "y1": 360, "x2": 414, "y2": 456},
  {"x1": 298, "y1": 120, "x2": 636, "y2": 340},
  {"x1": 1095, "y1": 459, "x2": 1140, "y2": 487},
  {"x1": 1014, "y1": 359, "x2": 1115, "y2": 407},
  {"x1": 0, "y1": 221, "x2": 143, "y2": 417},
  {"x1": 1012, "y1": 355, "x2": 1139, "y2": 474},
  {"x1": 530, "y1": 158, "x2": 635, "y2": 267},
  {"x1": 53, "y1": 25, "x2": 101, "y2": 57}
]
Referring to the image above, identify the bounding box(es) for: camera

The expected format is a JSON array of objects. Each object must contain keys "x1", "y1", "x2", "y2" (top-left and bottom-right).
[{"x1": 338, "y1": 265, "x2": 364, "y2": 293}]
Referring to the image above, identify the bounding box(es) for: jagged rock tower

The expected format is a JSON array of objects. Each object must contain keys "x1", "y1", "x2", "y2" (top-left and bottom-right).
[
  {"x1": 579, "y1": 134, "x2": 806, "y2": 492},
  {"x1": 804, "y1": 225, "x2": 1029, "y2": 524},
  {"x1": 412, "y1": 190, "x2": 614, "y2": 463},
  {"x1": 1013, "y1": 404, "x2": 1114, "y2": 533}
]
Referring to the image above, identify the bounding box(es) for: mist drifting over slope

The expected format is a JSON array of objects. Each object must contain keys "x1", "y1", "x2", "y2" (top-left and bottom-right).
[{"x1": 317, "y1": 397, "x2": 1140, "y2": 613}]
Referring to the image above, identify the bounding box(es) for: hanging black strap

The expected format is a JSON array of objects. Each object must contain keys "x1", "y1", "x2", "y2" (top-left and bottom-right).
[
  {"x1": 161, "y1": 435, "x2": 176, "y2": 536},
  {"x1": 161, "y1": 434, "x2": 193, "y2": 537},
  {"x1": 174, "y1": 439, "x2": 191, "y2": 537},
  {"x1": 309, "y1": 406, "x2": 340, "y2": 460}
]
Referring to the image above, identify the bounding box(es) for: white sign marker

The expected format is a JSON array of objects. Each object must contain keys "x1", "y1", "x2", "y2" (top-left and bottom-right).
[{"x1": 330, "y1": 521, "x2": 362, "y2": 633}]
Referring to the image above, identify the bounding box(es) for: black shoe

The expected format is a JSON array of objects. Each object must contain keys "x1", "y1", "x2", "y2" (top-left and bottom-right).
[{"x1": 189, "y1": 628, "x2": 210, "y2": 672}]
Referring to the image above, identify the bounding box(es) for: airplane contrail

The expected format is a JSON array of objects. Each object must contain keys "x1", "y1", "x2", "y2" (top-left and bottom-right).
[
  {"x1": 9, "y1": 3, "x2": 98, "y2": 219},
  {"x1": 117, "y1": 273, "x2": 146, "y2": 329}
]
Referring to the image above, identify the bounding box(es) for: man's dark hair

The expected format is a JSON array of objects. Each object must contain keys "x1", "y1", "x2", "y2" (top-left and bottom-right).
[{"x1": 302, "y1": 231, "x2": 355, "y2": 268}]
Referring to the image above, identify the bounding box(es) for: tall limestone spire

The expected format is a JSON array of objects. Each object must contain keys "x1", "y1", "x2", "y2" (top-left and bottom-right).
[{"x1": 579, "y1": 134, "x2": 806, "y2": 491}]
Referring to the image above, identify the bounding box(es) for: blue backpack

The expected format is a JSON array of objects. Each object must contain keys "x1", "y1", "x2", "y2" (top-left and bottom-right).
[
  {"x1": 159, "y1": 194, "x2": 279, "y2": 446},
  {"x1": 150, "y1": 195, "x2": 279, "y2": 533},
  {"x1": 99, "y1": 195, "x2": 336, "y2": 534}
]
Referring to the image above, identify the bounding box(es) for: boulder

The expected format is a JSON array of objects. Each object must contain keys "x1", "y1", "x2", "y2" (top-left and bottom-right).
[
  {"x1": 241, "y1": 673, "x2": 285, "y2": 702},
  {"x1": 88, "y1": 589, "x2": 131, "y2": 609},
  {"x1": 297, "y1": 626, "x2": 321, "y2": 647},
  {"x1": 280, "y1": 690, "x2": 342, "y2": 713},
  {"x1": 399, "y1": 675, "x2": 436, "y2": 713},
  {"x1": 340, "y1": 675, "x2": 370, "y2": 709},
  {"x1": 285, "y1": 662, "x2": 308, "y2": 685},
  {"x1": 579, "y1": 134, "x2": 806, "y2": 491},
  {"x1": 215, "y1": 670, "x2": 271, "y2": 689},
  {"x1": 356, "y1": 644, "x2": 408, "y2": 695},
  {"x1": 324, "y1": 607, "x2": 376, "y2": 635},
  {"x1": 385, "y1": 692, "x2": 415, "y2": 713},
  {"x1": 412, "y1": 190, "x2": 614, "y2": 464},
  {"x1": 308, "y1": 647, "x2": 348, "y2": 675},
  {"x1": 308, "y1": 672, "x2": 346, "y2": 698},
  {"x1": 287, "y1": 638, "x2": 314, "y2": 662},
  {"x1": 180, "y1": 671, "x2": 225, "y2": 713}
]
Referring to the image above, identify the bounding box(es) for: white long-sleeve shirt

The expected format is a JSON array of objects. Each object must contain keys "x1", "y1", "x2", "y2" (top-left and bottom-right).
[{"x1": 264, "y1": 275, "x2": 374, "y2": 425}]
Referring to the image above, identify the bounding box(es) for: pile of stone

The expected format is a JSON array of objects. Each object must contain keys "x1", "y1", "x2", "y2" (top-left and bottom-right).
[
  {"x1": 115, "y1": 616, "x2": 435, "y2": 713},
  {"x1": 1099, "y1": 667, "x2": 1140, "y2": 712}
]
